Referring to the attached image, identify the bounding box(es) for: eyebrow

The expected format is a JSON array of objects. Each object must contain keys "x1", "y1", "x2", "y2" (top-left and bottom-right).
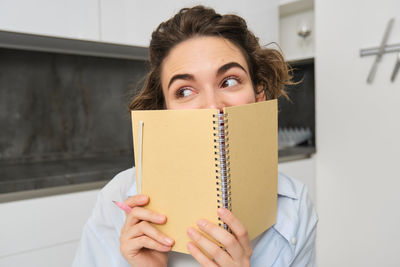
[
  {"x1": 167, "y1": 73, "x2": 195, "y2": 89},
  {"x1": 167, "y1": 62, "x2": 247, "y2": 89},
  {"x1": 217, "y1": 62, "x2": 247, "y2": 76}
]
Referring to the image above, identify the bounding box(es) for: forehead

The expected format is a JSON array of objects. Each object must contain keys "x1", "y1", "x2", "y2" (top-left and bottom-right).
[{"x1": 161, "y1": 36, "x2": 249, "y2": 84}]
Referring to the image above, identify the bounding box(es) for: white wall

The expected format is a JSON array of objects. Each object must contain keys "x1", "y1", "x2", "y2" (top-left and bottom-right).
[
  {"x1": 315, "y1": 0, "x2": 400, "y2": 266},
  {"x1": 279, "y1": 157, "x2": 316, "y2": 203}
]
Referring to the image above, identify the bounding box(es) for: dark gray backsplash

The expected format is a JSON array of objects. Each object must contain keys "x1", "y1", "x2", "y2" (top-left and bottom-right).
[
  {"x1": 0, "y1": 47, "x2": 316, "y2": 196},
  {"x1": 278, "y1": 60, "x2": 315, "y2": 146},
  {"x1": 0, "y1": 48, "x2": 147, "y2": 163}
]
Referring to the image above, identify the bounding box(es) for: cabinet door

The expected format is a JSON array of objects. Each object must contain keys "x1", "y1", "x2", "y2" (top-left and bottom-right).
[
  {"x1": 100, "y1": 0, "x2": 278, "y2": 47},
  {"x1": 99, "y1": 0, "x2": 180, "y2": 47},
  {"x1": 0, "y1": 0, "x2": 99, "y2": 41},
  {"x1": 279, "y1": 9, "x2": 314, "y2": 61},
  {"x1": 0, "y1": 190, "x2": 99, "y2": 266}
]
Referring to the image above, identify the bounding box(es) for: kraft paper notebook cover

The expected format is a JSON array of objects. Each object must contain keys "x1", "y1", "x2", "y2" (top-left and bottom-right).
[{"x1": 131, "y1": 100, "x2": 277, "y2": 254}]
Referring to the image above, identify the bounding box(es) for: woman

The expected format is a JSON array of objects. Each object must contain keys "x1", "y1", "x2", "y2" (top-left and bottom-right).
[{"x1": 73, "y1": 6, "x2": 317, "y2": 267}]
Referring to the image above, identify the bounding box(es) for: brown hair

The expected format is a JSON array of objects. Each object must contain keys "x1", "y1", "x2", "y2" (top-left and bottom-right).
[{"x1": 129, "y1": 5, "x2": 291, "y2": 110}]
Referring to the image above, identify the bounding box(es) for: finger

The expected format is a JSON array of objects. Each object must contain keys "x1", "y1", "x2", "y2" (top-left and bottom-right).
[
  {"x1": 187, "y1": 242, "x2": 218, "y2": 267},
  {"x1": 124, "y1": 194, "x2": 149, "y2": 207},
  {"x1": 187, "y1": 227, "x2": 232, "y2": 265},
  {"x1": 123, "y1": 235, "x2": 172, "y2": 253},
  {"x1": 123, "y1": 221, "x2": 174, "y2": 247},
  {"x1": 125, "y1": 206, "x2": 167, "y2": 227},
  {"x1": 196, "y1": 218, "x2": 243, "y2": 260},
  {"x1": 120, "y1": 195, "x2": 150, "y2": 233},
  {"x1": 218, "y1": 208, "x2": 252, "y2": 257}
]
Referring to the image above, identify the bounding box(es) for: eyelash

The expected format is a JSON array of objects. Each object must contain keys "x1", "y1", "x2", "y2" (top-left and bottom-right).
[
  {"x1": 221, "y1": 76, "x2": 241, "y2": 87},
  {"x1": 174, "y1": 75, "x2": 242, "y2": 99}
]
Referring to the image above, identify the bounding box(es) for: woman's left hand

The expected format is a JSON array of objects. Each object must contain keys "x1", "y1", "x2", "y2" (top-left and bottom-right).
[{"x1": 186, "y1": 207, "x2": 252, "y2": 267}]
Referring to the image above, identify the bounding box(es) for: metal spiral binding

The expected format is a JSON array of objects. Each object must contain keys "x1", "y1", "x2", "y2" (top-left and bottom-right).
[{"x1": 212, "y1": 110, "x2": 232, "y2": 232}]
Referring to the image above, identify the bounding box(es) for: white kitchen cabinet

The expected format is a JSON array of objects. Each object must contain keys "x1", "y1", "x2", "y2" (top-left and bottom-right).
[
  {"x1": 99, "y1": 0, "x2": 182, "y2": 47},
  {"x1": 100, "y1": 0, "x2": 278, "y2": 47},
  {"x1": 279, "y1": 0, "x2": 313, "y2": 17},
  {"x1": 0, "y1": 0, "x2": 278, "y2": 53},
  {"x1": 279, "y1": 8, "x2": 314, "y2": 62},
  {"x1": 279, "y1": 0, "x2": 314, "y2": 62},
  {"x1": 0, "y1": 0, "x2": 100, "y2": 41},
  {"x1": 0, "y1": 190, "x2": 99, "y2": 267}
]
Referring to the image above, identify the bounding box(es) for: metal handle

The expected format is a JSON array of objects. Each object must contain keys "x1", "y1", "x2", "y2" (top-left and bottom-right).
[
  {"x1": 366, "y1": 18, "x2": 395, "y2": 84},
  {"x1": 360, "y1": 43, "x2": 400, "y2": 57},
  {"x1": 391, "y1": 52, "x2": 400, "y2": 82},
  {"x1": 367, "y1": 63, "x2": 379, "y2": 84}
]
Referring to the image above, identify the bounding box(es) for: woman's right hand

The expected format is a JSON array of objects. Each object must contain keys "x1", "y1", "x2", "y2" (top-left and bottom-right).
[{"x1": 120, "y1": 194, "x2": 174, "y2": 267}]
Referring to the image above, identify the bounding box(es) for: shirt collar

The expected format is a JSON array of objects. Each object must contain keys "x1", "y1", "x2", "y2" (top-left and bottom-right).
[
  {"x1": 277, "y1": 172, "x2": 299, "y2": 200},
  {"x1": 273, "y1": 172, "x2": 302, "y2": 250},
  {"x1": 126, "y1": 168, "x2": 137, "y2": 197}
]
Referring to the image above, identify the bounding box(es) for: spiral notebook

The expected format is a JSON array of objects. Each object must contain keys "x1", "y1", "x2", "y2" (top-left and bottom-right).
[{"x1": 131, "y1": 100, "x2": 277, "y2": 254}]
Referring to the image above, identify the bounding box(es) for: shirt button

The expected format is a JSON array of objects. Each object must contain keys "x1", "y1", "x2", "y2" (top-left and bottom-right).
[{"x1": 291, "y1": 237, "x2": 297, "y2": 245}]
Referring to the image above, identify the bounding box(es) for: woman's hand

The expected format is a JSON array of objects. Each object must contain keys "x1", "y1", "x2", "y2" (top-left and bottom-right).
[
  {"x1": 119, "y1": 195, "x2": 175, "y2": 267},
  {"x1": 186, "y1": 207, "x2": 252, "y2": 267}
]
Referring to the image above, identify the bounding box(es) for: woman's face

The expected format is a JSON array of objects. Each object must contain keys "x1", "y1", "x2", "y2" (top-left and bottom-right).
[{"x1": 161, "y1": 36, "x2": 264, "y2": 110}]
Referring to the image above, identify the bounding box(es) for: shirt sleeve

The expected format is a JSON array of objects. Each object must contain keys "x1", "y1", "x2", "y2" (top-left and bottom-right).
[
  {"x1": 251, "y1": 174, "x2": 318, "y2": 267},
  {"x1": 72, "y1": 219, "x2": 119, "y2": 267},
  {"x1": 289, "y1": 184, "x2": 318, "y2": 267},
  {"x1": 72, "y1": 169, "x2": 135, "y2": 267}
]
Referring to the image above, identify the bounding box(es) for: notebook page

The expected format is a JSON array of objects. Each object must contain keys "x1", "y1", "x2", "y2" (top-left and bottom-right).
[
  {"x1": 131, "y1": 108, "x2": 219, "y2": 253},
  {"x1": 224, "y1": 100, "x2": 278, "y2": 240}
]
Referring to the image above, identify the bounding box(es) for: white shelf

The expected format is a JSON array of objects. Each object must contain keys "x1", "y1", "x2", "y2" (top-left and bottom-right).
[
  {"x1": 279, "y1": 0, "x2": 314, "y2": 17},
  {"x1": 286, "y1": 56, "x2": 314, "y2": 64},
  {"x1": 0, "y1": 30, "x2": 148, "y2": 60}
]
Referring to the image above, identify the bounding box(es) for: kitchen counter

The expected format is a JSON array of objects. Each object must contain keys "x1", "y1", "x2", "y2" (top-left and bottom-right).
[
  {"x1": 0, "y1": 155, "x2": 133, "y2": 202},
  {"x1": 278, "y1": 146, "x2": 316, "y2": 162},
  {"x1": 0, "y1": 146, "x2": 315, "y2": 202}
]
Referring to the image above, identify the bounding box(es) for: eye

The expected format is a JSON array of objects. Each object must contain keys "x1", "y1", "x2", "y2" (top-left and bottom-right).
[
  {"x1": 221, "y1": 77, "x2": 239, "y2": 88},
  {"x1": 175, "y1": 88, "x2": 194, "y2": 98}
]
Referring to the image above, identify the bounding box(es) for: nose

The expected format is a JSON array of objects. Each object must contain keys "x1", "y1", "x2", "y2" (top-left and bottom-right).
[{"x1": 201, "y1": 89, "x2": 224, "y2": 111}]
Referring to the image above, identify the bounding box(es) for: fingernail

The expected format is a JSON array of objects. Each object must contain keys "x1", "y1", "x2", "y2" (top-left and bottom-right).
[
  {"x1": 165, "y1": 237, "x2": 174, "y2": 245},
  {"x1": 218, "y1": 208, "x2": 228, "y2": 216},
  {"x1": 187, "y1": 227, "x2": 196, "y2": 236},
  {"x1": 158, "y1": 214, "x2": 166, "y2": 221},
  {"x1": 187, "y1": 242, "x2": 195, "y2": 251},
  {"x1": 138, "y1": 195, "x2": 147, "y2": 201},
  {"x1": 197, "y1": 219, "x2": 207, "y2": 227}
]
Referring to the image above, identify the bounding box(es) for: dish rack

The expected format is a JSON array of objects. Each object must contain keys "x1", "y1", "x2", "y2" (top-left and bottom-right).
[{"x1": 278, "y1": 127, "x2": 312, "y2": 149}]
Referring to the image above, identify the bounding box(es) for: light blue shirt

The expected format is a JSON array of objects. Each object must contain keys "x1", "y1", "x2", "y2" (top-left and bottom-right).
[{"x1": 73, "y1": 168, "x2": 318, "y2": 266}]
